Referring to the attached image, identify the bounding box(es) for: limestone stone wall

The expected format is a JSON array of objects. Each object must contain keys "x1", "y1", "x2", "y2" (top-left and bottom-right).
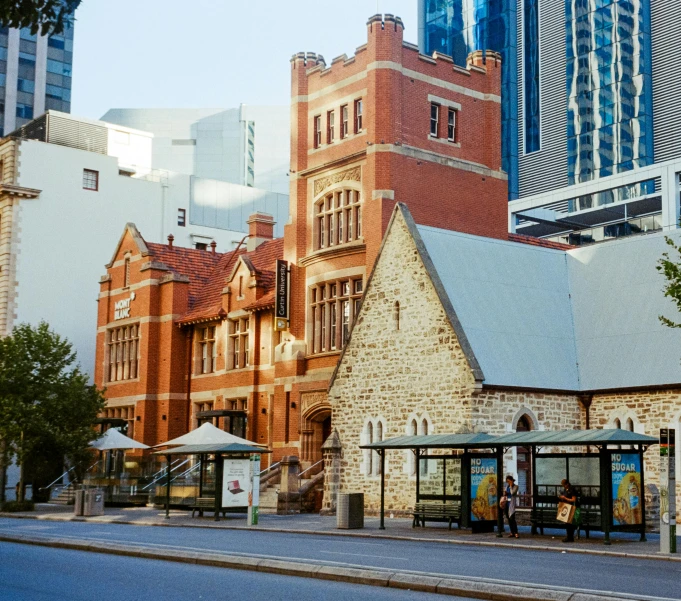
[{"x1": 591, "y1": 389, "x2": 681, "y2": 515}]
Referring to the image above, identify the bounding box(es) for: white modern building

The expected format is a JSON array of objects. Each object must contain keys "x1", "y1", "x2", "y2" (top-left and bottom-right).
[
  {"x1": 101, "y1": 106, "x2": 290, "y2": 195},
  {"x1": 0, "y1": 111, "x2": 288, "y2": 377}
]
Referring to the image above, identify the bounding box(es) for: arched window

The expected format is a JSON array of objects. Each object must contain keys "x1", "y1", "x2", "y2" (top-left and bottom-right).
[
  {"x1": 625, "y1": 418, "x2": 634, "y2": 432},
  {"x1": 315, "y1": 189, "x2": 362, "y2": 250},
  {"x1": 614, "y1": 418, "x2": 621, "y2": 429},
  {"x1": 367, "y1": 422, "x2": 373, "y2": 475},
  {"x1": 516, "y1": 415, "x2": 533, "y2": 500},
  {"x1": 420, "y1": 419, "x2": 429, "y2": 475},
  {"x1": 409, "y1": 419, "x2": 418, "y2": 475},
  {"x1": 394, "y1": 301, "x2": 400, "y2": 330},
  {"x1": 375, "y1": 421, "x2": 383, "y2": 475}
]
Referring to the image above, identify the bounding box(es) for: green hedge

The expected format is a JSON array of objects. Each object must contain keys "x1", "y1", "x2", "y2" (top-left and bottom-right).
[{"x1": 1, "y1": 500, "x2": 35, "y2": 512}]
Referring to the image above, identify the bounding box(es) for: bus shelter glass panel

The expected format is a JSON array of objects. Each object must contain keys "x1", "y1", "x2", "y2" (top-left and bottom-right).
[{"x1": 417, "y1": 456, "x2": 462, "y2": 504}]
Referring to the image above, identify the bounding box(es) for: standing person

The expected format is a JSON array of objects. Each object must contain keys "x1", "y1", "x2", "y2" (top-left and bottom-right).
[
  {"x1": 559, "y1": 478, "x2": 577, "y2": 542},
  {"x1": 502, "y1": 475, "x2": 519, "y2": 538}
]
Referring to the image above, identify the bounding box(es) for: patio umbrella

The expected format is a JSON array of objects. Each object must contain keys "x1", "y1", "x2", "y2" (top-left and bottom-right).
[
  {"x1": 154, "y1": 421, "x2": 266, "y2": 448},
  {"x1": 90, "y1": 428, "x2": 150, "y2": 451}
]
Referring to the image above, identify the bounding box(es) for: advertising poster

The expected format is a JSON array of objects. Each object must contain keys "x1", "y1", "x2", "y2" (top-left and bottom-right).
[
  {"x1": 611, "y1": 453, "x2": 642, "y2": 525},
  {"x1": 470, "y1": 457, "x2": 498, "y2": 522},
  {"x1": 222, "y1": 458, "x2": 251, "y2": 508}
]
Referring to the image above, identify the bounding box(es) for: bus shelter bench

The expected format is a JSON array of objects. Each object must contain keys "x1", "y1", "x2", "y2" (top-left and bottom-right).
[
  {"x1": 191, "y1": 497, "x2": 227, "y2": 518},
  {"x1": 412, "y1": 502, "x2": 461, "y2": 530},
  {"x1": 531, "y1": 504, "x2": 601, "y2": 538}
]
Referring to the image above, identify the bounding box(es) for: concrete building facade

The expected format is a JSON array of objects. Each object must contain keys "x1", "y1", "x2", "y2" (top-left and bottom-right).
[{"x1": 101, "y1": 106, "x2": 290, "y2": 195}]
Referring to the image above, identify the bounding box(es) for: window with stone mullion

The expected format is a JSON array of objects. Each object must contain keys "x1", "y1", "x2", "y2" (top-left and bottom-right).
[
  {"x1": 310, "y1": 278, "x2": 363, "y2": 354},
  {"x1": 107, "y1": 325, "x2": 139, "y2": 382},
  {"x1": 228, "y1": 318, "x2": 249, "y2": 369},
  {"x1": 315, "y1": 189, "x2": 362, "y2": 250}
]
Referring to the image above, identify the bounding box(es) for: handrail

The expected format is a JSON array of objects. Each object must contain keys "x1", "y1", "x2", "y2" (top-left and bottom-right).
[
  {"x1": 259, "y1": 462, "x2": 280, "y2": 477},
  {"x1": 141, "y1": 458, "x2": 191, "y2": 491},
  {"x1": 170, "y1": 462, "x2": 200, "y2": 484},
  {"x1": 148, "y1": 458, "x2": 184, "y2": 481},
  {"x1": 40, "y1": 458, "x2": 100, "y2": 491},
  {"x1": 299, "y1": 459, "x2": 323, "y2": 478}
]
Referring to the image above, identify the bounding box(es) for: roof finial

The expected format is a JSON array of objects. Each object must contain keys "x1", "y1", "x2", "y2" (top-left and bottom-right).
[
  {"x1": 210, "y1": 240, "x2": 217, "y2": 254},
  {"x1": 167, "y1": 234, "x2": 174, "y2": 248}
]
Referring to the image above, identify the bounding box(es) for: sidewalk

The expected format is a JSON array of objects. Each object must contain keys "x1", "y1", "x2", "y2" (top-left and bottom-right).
[{"x1": 1, "y1": 504, "x2": 678, "y2": 562}]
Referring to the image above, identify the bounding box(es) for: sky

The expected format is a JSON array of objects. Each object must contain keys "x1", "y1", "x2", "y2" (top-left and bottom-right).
[{"x1": 71, "y1": 1, "x2": 418, "y2": 120}]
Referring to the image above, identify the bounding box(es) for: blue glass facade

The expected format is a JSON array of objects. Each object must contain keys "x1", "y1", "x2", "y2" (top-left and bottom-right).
[
  {"x1": 566, "y1": 0, "x2": 653, "y2": 184},
  {"x1": 423, "y1": 0, "x2": 518, "y2": 199},
  {"x1": 523, "y1": 0, "x2": 540, "y2": 153}
]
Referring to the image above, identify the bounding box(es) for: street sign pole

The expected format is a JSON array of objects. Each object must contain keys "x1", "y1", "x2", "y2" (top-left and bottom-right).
[
  {"x1": 248, "y1": 454, "x2": 261, "y2": 526},
  {"x1": 660, "y1": 428, "x2": 677, "y2": 554}
]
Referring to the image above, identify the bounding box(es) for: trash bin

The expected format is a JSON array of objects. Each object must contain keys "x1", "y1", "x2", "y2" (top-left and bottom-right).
[
  {"x1": 74, "y1": 489, "x2": 85, "y2": 516},
  {"x1": 83, "y1": 489, "x2": 104, "y2": 517},
  {"x1": 337, "y1": 493, "x2": 364, "y2": 529}
]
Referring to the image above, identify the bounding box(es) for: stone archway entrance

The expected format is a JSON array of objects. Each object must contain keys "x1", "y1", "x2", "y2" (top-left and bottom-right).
[{"x1": 300, "y1": 392, "x2": 332, "y2": 465}]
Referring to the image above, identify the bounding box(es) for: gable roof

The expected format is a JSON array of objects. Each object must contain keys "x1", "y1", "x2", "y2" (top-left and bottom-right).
[
  {"x1": 105, "y1": 223, "x2": 150, "y2": 268},
  {"x1": 177, "y1": 237, "x2": 284, "y2": 325},
  {"x1": 340, "y1": 203, "x2": 681, "y2": 393}
]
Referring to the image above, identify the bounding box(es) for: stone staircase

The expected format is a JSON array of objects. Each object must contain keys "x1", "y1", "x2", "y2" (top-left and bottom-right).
[{"x1": 49, "y1": 483, "x2": 76, "y2": 505}]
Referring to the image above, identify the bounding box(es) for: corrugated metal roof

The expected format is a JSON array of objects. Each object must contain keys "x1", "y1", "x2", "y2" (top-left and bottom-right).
[
  {"x1": 414, "y1": 220, "x2": 681, "y2": 392},
  {"x1": 361, "y1": 433, "x2": 498, "y2": 449},
  {"x1": 493, "y1": 429, "x2": 658, "y2": 446},
  {"x1": 154, "y1": 443, "x2": 270, "y2": 455},
  {"x1": 360, "y1": 430, "x2": 657, "y2": 449}
]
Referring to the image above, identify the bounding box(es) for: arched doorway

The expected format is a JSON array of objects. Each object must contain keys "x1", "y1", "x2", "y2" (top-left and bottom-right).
[
  {"x1": 301, "y1": 405, "x2": 332, "y2": 465},
  {"x1": 516, "y1": 415, "x2": 532, "y2": 504}
]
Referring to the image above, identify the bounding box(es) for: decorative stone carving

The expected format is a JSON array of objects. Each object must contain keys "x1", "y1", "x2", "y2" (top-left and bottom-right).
[
  {"x1": 313, "y1": 166, "x2": 361, "y2": 197},
  {"x1": 301, "y1": 391, "x2": 328, "y2": 416}
]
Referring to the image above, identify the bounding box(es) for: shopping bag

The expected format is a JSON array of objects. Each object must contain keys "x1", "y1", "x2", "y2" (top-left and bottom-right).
[
  {"x1": 556, "y1": 502, "x2": 576, "y2": 524},
  {"x1": 573, "y1": 508, "x2": 582, "y2": 526}
]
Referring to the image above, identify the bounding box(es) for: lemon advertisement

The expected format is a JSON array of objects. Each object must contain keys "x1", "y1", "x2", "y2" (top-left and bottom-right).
[
  {"x1": 611, "y1": 453, "x2": 642, "y2": 525},
  {"x1": 470, "y1": 457, "x2": 498, "y2": 522}
]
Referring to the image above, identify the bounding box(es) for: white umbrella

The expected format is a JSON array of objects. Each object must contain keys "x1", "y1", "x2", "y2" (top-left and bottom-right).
[
  {"x1": 90, "y1": 428, "x2": 150, "y2": 451},
  {"x1": 155, "y1": 422, "x2": 265, "y2": 448}
]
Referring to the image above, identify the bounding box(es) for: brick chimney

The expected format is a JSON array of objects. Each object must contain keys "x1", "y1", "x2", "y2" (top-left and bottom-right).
[{"x1": 246, "y1": 213, "x2": 275, "y2": 251}]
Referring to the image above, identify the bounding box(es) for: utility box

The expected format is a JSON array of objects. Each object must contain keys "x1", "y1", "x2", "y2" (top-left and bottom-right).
[
  {"x1": 73, "y1": 489, "x2": 85, "y2": 516},
  {"x1": 337, "y1": 493, "x2": 364, "y2": 529},
  {"x1": 83, "y1": 489, "x2": 104, "y2": 517}
]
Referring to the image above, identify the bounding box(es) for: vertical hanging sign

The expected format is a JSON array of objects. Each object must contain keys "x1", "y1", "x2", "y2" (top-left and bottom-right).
[
  {"x1": 274, "y1": 260, "x2": 289, "y2": 331},
  {"x1": 660, "y1": 428, "x2": 677, "y2": 553}
]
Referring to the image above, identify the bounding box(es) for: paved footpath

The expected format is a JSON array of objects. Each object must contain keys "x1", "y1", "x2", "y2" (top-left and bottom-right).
[{"x1": 1, "y1": 506, "x2": 680, "y2": 601}]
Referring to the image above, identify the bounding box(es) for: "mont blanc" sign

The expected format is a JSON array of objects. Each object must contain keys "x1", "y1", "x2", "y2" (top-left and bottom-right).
[{"x1": 114, "y1": 292, "x2": 136, "y2": 320}]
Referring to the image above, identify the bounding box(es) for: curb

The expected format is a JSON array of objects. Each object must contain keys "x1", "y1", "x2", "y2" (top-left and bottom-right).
[
  {"x1": 0, "y1": 532, "x2": 663, "y2": 601},
  {"x1": 1, "y1": 511, "x2": 680, "y2": 564}
]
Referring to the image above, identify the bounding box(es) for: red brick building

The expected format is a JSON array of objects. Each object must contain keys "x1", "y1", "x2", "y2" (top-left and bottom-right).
[{"x1": 95, "y1": 14, "x2": 508, "y2": 468}]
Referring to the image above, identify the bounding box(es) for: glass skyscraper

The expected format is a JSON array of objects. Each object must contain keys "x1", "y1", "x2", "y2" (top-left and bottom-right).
[
  {"x1": 0, "y1": 23, "x2": 74, "y2": 137},
  {"x1": 419, "y1": 0, "x2": 653, "y2": 202}
]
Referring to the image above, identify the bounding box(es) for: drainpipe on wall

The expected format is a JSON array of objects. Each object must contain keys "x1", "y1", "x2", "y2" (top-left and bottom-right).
[
  {"x1": 186, "y1": 325, "x2": 194, "y2": 433},
  {"x1": 579, "y1": 394, "x2": 594, "y2": 453}
]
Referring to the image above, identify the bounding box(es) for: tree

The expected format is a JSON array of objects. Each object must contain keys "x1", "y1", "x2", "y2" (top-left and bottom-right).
[
  {"x1": 0, "y1": 322, "x2": 104, "y2": 502},
  {"x1": 0, "y1": 1, "x2": 79, "y2": 36},
  {"x1": 657, "y1": 237, "x2": 681, "y2": 329}
]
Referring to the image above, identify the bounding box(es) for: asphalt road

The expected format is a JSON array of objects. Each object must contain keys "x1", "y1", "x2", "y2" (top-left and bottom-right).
[
  {"x1": 0, "y1": 542, "x2": 473, "y2": 601},
  {"x1": 0, "y1": 518, "x2": 679, "y2": 599}
]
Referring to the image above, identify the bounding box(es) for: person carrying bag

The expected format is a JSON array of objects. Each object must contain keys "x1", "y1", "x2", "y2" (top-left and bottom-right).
[
  {"x1": 558, "y1": 478, "x2": 577, "y2": 542},
  {"x1": 500, "y1": 475, "x2": 519, "y2": 538}
]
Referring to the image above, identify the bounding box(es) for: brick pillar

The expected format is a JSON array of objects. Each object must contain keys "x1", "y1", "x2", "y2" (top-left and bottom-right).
[
  {"x1": 277, "y1": 455, "x2": 301, "y2": 514},
  {"x1": 320, "y1": 430, "x2": 342, "y2": 515}
]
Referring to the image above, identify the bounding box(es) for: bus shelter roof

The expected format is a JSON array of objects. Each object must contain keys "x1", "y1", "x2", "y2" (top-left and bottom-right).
[
  {"x1": 360, "y1": 429, "x2": 658, "y2": 451},
  {"x1": 153, "y1": 443, "x2": 271, "y2": 456},
  {"x1": 361, "y1": 432, "x2": 498, "y2": 450}
]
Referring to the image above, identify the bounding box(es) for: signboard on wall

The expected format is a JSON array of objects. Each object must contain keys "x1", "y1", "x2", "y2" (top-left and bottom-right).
[
  {"x1": 611, "y1": 453, "x2": 642, "y2": 525},
  {"x1": 222, "y1": 459, "x2": 251, "y2": 508},
  {"x1": 275, "y1": 260, "x2": 289, "y2": 331},
  {"x1": 114, "y1": 292, "x2": 135, "y2": 320},
  {"x1": 470, "y1": 457, "x2": 498, "y2": 522}
]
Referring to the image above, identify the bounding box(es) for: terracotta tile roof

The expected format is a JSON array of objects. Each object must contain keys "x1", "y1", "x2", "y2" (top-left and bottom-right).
[
  {"x1": 178, "y1": 238, "x2": 284, "y2": 325},
  {"x1": 508, "y1": 233, "x2": 574, "y2": 251},
  {"x1": 244, "y1": 291, "x2": 275, "y2": 312},
  {"x1": 145, "y1": 242, "x2": 223, "y2": 306}
]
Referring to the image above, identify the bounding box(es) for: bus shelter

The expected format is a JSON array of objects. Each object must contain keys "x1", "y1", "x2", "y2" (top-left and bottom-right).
[
  {"x1": 362, "y1": 429, "x2": 658, "y2": 544},
  {"x1": 154, "y1": 443, "x2": 271, "y2": 521}
]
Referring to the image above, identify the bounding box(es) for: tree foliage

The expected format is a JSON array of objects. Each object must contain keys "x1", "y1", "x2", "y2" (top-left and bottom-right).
[
  {"x1": 0, "y1": 322, "x2": 104, "y2": 498},
  {"x1": 0, "y1": 0, "x2": 79, "y2": 36},
  {"x1": 657, "y1": 236, "x2": 681, "y2": 329}
]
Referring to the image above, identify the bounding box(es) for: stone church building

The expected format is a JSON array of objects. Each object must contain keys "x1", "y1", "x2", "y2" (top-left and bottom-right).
[{"x1": 324, "y1": 203, "x2": 681, "y2": 513}]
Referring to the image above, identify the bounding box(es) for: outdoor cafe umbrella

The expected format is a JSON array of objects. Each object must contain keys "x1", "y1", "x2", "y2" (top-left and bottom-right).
[
  {"x1": 154, "y1": 421, "x2": 266, "y2": 448},
  {"x1": 90, "y1": 428, "x2": 150, "y2": 451}
]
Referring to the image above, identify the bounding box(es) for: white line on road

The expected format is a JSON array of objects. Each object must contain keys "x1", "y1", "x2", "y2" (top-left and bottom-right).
[{"x1": 318, "y1": 550, "x2": 409, "y2": 560}]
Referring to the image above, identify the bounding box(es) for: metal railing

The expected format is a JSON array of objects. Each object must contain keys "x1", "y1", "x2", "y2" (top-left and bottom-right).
[
  {"x1": 259, "y1": 462, "x2": 280, "y2": 477},
  {"x1": 141, "y1": 459, "x2": 192, "y2": 491},
  {"x1": 299, "y1": 459, "x2": 323, "y2": 479}
]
